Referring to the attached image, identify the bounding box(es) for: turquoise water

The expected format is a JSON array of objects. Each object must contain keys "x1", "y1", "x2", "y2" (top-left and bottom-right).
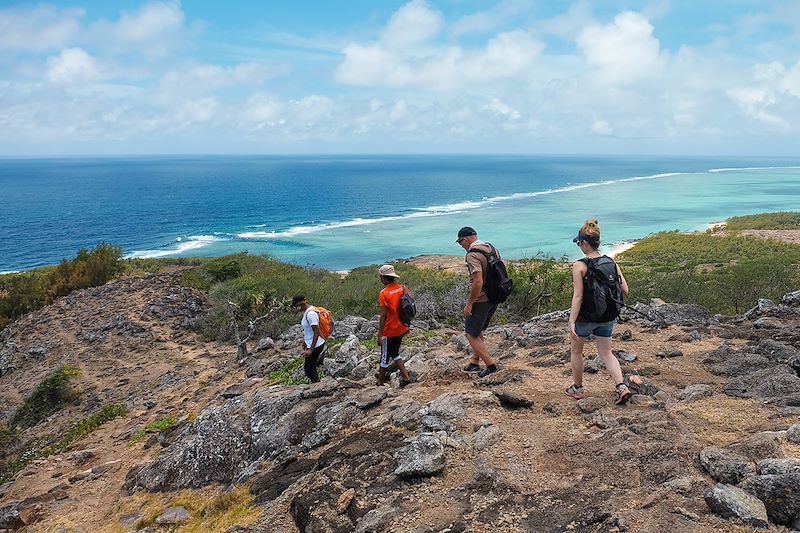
[{"x1": 1, "y1": 156, "x2": 798, "y2": 272}]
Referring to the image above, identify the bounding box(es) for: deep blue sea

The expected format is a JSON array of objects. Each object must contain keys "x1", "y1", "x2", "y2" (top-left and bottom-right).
[{"x1": 1, "y1": 155, "x2": 800, "y2": 272}]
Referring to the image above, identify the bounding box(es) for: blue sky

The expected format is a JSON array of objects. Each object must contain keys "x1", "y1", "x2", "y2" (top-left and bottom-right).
[{"x1": 1, "y1": 0, "x2": 799, "y2": 155}]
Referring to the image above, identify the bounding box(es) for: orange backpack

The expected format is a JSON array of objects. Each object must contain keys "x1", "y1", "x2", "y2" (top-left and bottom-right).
[{"x1": 307, "y1": 306, "x2": 334, "y2": 339}]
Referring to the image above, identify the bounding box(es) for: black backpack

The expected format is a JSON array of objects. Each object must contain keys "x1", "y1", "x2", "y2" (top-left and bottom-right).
[
  {"x1": 469, "y1": 244, "x2": 514, "y2": 304},
  {"x1": 579, "y1": 256, "x2": 623, "y2": 322},
  {"x1": 398, "y1": 285, "x2": 416, "y2": 326}
]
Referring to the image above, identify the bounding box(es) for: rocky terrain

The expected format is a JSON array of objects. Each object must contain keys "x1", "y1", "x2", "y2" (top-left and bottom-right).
[{"x1": 1, "y1": 271, "x2": 799, "y2": 532}]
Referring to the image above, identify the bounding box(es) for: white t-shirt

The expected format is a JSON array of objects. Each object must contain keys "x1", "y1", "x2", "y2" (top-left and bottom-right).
[{"x1": 301, "y1": 308, "x2": 326, "y2": 349}]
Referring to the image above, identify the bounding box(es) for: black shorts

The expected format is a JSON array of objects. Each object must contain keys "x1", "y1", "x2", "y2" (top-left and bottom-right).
[
  {"x1": 465, "y1": 301, "x2": 498, "y2": 337},
  {"x1": 380, "y1": 334, "x2": 405, "y2": 368}
]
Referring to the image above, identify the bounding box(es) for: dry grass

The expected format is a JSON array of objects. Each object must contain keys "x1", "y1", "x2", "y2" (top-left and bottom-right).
[
  {"x1": 99, "y1": 484, "x2": 261, "y2": 533},
  {"x1": 671, "y1": 395, "x2": 775, "y2": 446}
]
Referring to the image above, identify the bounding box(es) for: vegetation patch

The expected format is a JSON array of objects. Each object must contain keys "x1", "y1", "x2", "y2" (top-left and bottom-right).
[
  {"x1": 130, "y1": 416, "x2": 179, "y2": 445},
  {"x1": 9, "y1": 365, "x2": 81, "y2": 428},
  {"x1": 104, "y1": 484, "x2": 260, "y2": 533},
  {"x1": 722, "y1": 211, "x2": 800, "y2": 231},
  {"x1": 266, "y1": 356, "x2": 326, "y2": 386},
  {"x1": 671, "y1": 396, "x2": 774, "y2": 446},
  {"x1": 0, "y1": 403, "x2": 127, "y2": 484}
]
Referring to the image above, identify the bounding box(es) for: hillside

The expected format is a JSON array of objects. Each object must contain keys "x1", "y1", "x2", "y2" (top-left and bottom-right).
[{"x1": 0, "y1": 269, "x2": 799, "y2": 532}]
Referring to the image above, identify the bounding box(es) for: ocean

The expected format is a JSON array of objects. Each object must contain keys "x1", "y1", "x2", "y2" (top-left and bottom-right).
[{"x1": 1, "y1": 155, "x2": 799, "y2": 273}]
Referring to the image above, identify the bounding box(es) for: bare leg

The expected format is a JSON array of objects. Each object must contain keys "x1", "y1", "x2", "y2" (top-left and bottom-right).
[
  {"x1": 596, "y1": 337, "x2": 623, "y2": 385},
  {"x1": 395, "y1": 359, "x2": 411, "y2": 382},
  {"x1": 377, "y1": 368, "x2": 387, "y2": 386},
  {"x1": 570, "y1": 336, "x2": 586, "y2": 387},
  {"x1": 466, "y1": 333, "x2": 495, "y2": 366}
]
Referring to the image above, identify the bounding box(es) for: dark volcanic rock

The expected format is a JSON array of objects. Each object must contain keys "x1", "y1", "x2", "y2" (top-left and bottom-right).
[
  {"x1": 250, "y1": 457, "x2": 317, "y2": 503},
  {"x1": 698, "y1": 447, "x2": 754, "y2": 484},
  {"x1": 124, "y1": 396, "x2": 252, "y2": 491},
  {"x1": 0, "y1": 503, "x2": 23, "y2": 530},
  {"x1": 493, "y1": 389, "x2": 534, "y2": 408},
  {"x1": 704, "y1": 483, "x2": 769, "y2": 528},
  {"x1": 742, "y1": 473, "x2": 800, "y2": 526}
]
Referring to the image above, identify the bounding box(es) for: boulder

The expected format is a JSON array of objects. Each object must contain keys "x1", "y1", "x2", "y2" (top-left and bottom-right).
[
  {"x1": 788, "y1": 423, "x2": 800, "y2": 444},
  {"x1": 758, "y1": 458, "x2": 800, "y2": 476},
  {"x1": 253, "y1": 337, "x2": 275, "y2": 353},
  {"x1": 323, "y1": 335, "x2": 363, "y2": 378},
  {"x1": 576, "y1": 397, "x2": 606, "y2": 413},
  {"x1": 124, "y1": 396, "x2": 252, "y2": 491},
  {"x1": 428, "y1": 393, "x2": 466, "y2": 419},
  {"x1": 782, "y1": 290, "x2": 800, "y2": 307},
  {"x1": 676, "y1": 384, "x2": 713, "y2": 403},
  {"x1": 0, "y1": 503, "x2": 23, "y2": 530},
  {"x1": 155, "y1": 507, "x2": 191, "y2": 525},
  {"x1": 354, "y1": 504, "x2": 398, "y2": 533},
  {"x1": 699, "y1": 447, "x2": 754, "y2": 484},
  {"x1": 704, "y1": 483, "x2": 769, "y2": 528},
  {"x1": 492, "y1": 389, "x2": 534, "y2": 408},
  {"x1": 472, "y1": 424, "x2": 502, "y2": 451},
  {"x1": 354, "y1": 388, "x2": 388, "y2": 410},
  {"x1": 394, "y1": 434, "x2": 445, "y2": 478},
  {"x1": 742, "y1": 473, "x2": 800, "y2": 526}
]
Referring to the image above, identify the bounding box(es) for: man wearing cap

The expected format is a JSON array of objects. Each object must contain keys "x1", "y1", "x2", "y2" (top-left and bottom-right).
[
  {"x1": 376, "y1": 265, "x2": 413, "y2": 387},
  {"x1": 292, "y1": 295, "x2": 325, "y2": 383},
  {"x1": 456, "y1": 227, "x2": 499, "y2": 378}
]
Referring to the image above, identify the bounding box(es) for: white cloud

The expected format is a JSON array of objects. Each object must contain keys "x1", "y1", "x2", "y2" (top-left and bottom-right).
[
  {"x1": 89, "y1": 1, "x2": 186, "y2": 56},
  {"x1": 46, "y1": 48, "x2": 99, "y2": 84},
  {"x1": 452, "y1": 0, "x2": 531, "y2": 36},
  {"x1": 0, "y1": 5, "x2": 83, "y2": 52},
  {"x1": 591, "y1": 120, "x2": 612, "y2": 135},
  {"x1": 484, "y1": 98, "x2": 521, "y2": 120},
  {"x1": 577, "y1": 11, "x2": 662, "y2": 85},
  {"x1": 381, "y1": 0, "x2": 443, "y2": 47},
  {"x1": 336, "y1": 1, "x2": 543, "y2": 91},
  {"x1": 780, "y1": 62, "x2": 800, "y2": 98}
]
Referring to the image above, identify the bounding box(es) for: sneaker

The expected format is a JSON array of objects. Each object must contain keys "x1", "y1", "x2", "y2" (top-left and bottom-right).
[
  {"x1": 564, "y1": 384, "x2": 585, "y2": 400},
  {"x1": 463, "y1": 363, "x2": 481, "y2": 373},
  {"x1": 614, "y1": 384, "x2": 632, "y2": 405},
  {"x1": 399, "y1": 378, "x2": 413, "y2": 388},
  {"x1": 477, "y1": 365, "x2": 498, "y2": 378}
]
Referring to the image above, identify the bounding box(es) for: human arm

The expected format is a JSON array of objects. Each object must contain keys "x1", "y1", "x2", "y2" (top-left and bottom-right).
[
  {"x1": 377, "y1": 305, "x2": 388, "y2": 339},
  {"x1": 568, "y1": 261, "x2": 586, "y2": 338},
  {"x1": 617, "y1": 264, "x2": 629, "y2": 297}
]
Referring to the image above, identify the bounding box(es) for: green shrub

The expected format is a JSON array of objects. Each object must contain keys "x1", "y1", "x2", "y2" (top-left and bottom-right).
[
  {"x1": 0, "y1": 243, "x2": 123, "y2": 330},
  {"x1": 206, "y1": 258, "x2": 242, "y2": 282},
  {"x1": 0, "y1": 404, "x2": 127, "y2": 484},
  {"x1": 9, "y1": 365, "x2": 81, "y2": 428},
  {"x1": 266, "y1": 356, "x2": 326, "y2": 386},
  {"x1": 178, "y1": 269, "x2": 212, "y2": 291},
  {"x1": 130, "y1": 416, "x2": 179, "y2": 444},
  {"x1": 724, "y1": 211, "x2": 800, "y2": 231}
]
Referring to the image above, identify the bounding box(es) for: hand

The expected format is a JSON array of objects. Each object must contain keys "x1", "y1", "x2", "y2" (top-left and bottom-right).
[
  {"x1": 463, "y1": 302, "x2": 473, "y2": 317},
  {"x1": 569, "y1": 322, "x2": 579, "y2": 340},
  {"x1": 303, "y1": 348, "x2": 312, "y2": 358}
]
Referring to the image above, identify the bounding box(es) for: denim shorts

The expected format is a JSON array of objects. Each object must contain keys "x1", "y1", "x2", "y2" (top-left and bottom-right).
[{"x1": 574, "y1": 320, "x2": 614, "y2": 339}]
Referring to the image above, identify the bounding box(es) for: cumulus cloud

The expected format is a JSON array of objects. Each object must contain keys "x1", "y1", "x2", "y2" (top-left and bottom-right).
[
  {"x1": 0, "y1": 5, "x2": 84, "y2": 52},
  {"x1": 89, "y1": 1, "x2": 186, "y2": 56},
  {"x1": 46, "y1": 48, "x2": 99, "y2": 83},
  {"x1": 577, "y1": 11, "x2": 662, "y2": 85},
  {"x1": 336, "y1": 1, "x2": 543, "y2": 91}
]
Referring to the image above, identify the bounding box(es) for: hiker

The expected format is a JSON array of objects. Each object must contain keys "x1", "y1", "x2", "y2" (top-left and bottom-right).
[
  {"x1": 457, "y1": 226, "x2": 501, "y2": 378},
  {"x1": 376, "y1": 265, "x2": 413, "y2": 387},
  {"x1": 565, "y1": 219, "x2": 632, "y2": 405},
  {"x1": 292, "y1": 295, "x2": 325, "y2": 383}
]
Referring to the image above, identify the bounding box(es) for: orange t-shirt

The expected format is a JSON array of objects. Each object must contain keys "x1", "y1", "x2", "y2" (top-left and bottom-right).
[{"x1": 379, "y1": 283, "x2": 410, "y2": 338}]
